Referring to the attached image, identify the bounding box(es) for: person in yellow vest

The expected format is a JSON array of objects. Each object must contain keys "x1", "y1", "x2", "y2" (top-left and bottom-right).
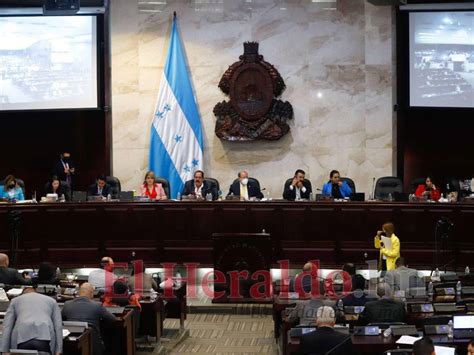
[{"x1": 374, "y1": 222, "x2": 400, "y2": 272}]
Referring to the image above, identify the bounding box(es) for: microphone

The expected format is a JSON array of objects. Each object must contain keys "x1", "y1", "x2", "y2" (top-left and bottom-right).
[{"x1": 371, "y1": 177, "x2": 376, "y2": 200}]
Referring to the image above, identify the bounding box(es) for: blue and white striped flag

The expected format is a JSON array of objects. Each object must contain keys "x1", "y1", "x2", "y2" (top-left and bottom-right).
[{"x1": 149, "y1": 14, "x2": 204, "y2": 199}]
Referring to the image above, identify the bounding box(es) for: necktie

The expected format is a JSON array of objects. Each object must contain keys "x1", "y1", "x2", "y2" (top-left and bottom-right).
[{"x1": 240, "y1": 184, "x2": 249, "y2": 200}]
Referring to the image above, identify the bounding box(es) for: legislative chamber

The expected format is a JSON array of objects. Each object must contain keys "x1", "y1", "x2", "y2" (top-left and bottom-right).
[{"x1": 1, "y1": 0, "x2": 474, "y2": 354}]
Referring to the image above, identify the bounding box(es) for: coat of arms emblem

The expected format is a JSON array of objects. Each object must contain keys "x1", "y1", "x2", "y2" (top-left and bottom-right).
[{"x1": 214, "y1": 42, "x2": 293, "y2": 141}]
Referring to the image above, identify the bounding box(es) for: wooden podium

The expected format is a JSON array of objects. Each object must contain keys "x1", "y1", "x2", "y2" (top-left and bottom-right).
[{"x1": 212, "y1": 232, "x2": 273, "y2": 303}]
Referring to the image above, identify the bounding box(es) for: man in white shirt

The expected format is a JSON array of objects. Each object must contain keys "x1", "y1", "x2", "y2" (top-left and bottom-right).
[
  {"x1": 88, "y1": 256, "x2": 116, "y2": 291},
  {"x1": 181, "y1": 170, "x2": 218, "y2": 200},
  {"x1": 283, "y1": 169, "x2": 312, "y2": 201}
]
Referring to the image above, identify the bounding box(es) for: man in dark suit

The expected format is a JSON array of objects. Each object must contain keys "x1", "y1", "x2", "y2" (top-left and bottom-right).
[
  {"x1": 182, "y1": 170, "x2": 218, "y2": 200},
  {"x1": 283, "y1": 169, "x2": 312, "y2": 201},
  {"x1": 52, "y1": 151, "x2": 76, "y2": 187},
  {"x1": 300, "y1": 306, "x2": 356, "y2": 355},
  {"x1": 62, "y1": 283, "x2": 116, "y2": 355},
  {"x1": 227, "y1": 170, "x2": 263, "y2": 200},
  {"x1": 359, "y1": 282, "x2": 405, "y2": 325},
  {"x1": 88, "y1": 176, "x2": 111, "y2": 198},
  {"x1": 0, "y1": 253, "x2": 31, "y2": 285}
]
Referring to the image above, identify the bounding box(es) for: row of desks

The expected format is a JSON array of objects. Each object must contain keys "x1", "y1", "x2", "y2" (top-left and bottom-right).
[
  {"x1": 1, "y1": 200, "x2": 474, "y2": 268},
  {"x1": 274, "y1": 292, "x2": 474, "y2": 355}
]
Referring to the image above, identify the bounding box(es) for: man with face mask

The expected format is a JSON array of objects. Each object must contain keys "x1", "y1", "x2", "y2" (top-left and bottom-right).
[
  {"x1": 227, "y1": 170, "x2": 263, "y2": 200},
  {"x1": 52, "y1": 151, "x2": 76, "y2": 187}
]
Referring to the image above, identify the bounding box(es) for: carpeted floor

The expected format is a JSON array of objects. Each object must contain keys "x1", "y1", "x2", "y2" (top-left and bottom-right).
[{"x1": 165, "y1": 313, "x2": 276, "y2": 354}]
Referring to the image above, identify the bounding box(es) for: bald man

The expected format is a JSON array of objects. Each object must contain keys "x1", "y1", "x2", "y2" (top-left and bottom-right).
[
  {"x1": 88, "y1": 256, "x2": 116, "y2": 291},
  {"x1": 289, "y1": 262, "x2": 322, "y2": 294},
  {"x1": 62, "y1": 283, "x2": 116, "y2": 355},
  {"x1": 300, "y1": 306, "x2": 356, "y2": 354},
  {"x1": 227, "y1": 170, "x2": 263, "y2": 200},
  {"x1": 0, "y1": 253, "x2": 31, "y2": 285}
]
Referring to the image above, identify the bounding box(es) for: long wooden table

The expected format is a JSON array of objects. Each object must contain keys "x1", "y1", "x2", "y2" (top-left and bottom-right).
[{"x1": 1, "y1": 200, "x2": 473, "y2": 269}]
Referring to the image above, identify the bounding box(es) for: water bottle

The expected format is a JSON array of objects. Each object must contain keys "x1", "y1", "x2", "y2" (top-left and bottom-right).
[
  {"x1": 448, "y1": 320, "x2": 454, "y2": 339},
  {"x1": 175, "y1": 272, "x2": 182, "y2": 287},
  {"x1": 176, "y1": 192, "x2": 181, "y2": 201},
  {"x1": 337, "y1": 299, "x2": 344, "y2": 312},
  {"x1": 383, "y1": 327, "x2": 392, "y2": 338},
  {"x1": 309, "y1": 192, "x2": 313, "y2": 201},
  {"x1": 428, "y1": 281, "x2": 434, "y2": 296},
  {"x1": 433, "y1": 268, "x2": 440, "y2": 279},
  {"x1": 387, "y1": 193, "x2": 393, "y2": 202},
  {"x1": 32, "y1": 191, "x2": 37, "y2": 203},
  {"x1": 107, "y1": 194, "x2": 111, "y2": 201},
  {"x1": 56, "y1": 285, "x2": 62, "y2": 300},
  {"x1": 466, "y1": 266, "x2": 470, "y2": 275},
  {"x1": 218, "y1": 190, "x2": 223, "y2": 201},
  {"x1": 60, "y1": 194, "x2": 65, "y2": 203},
  {"x1": 456, "y1": 281, "x2": 462, "y2": 296},
  {"x1": 206, "y1": 193, "x2": 212, "y2": 201}
]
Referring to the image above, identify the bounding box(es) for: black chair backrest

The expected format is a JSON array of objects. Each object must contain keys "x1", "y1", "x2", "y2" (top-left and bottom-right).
[
  {"x1": 204, "y1": 178, "x2": 220, "y2": 192},
  {"x1": 106, "y1": 176, "x2": 121, "y2": 197},
  {"x1": 340, "y1": 177, "x2": 356, "y2": 193},
  {"x1": 232, "y1": 178, "x2": 261, "y2": 190},
  {"x1": 155, "y1": 177, "x2": 170, "y2": 198},
  {"x1": 410, "y1": 177, "x2": 426, "y2": 193},
  {"x1": 374, "y1": 177, "x2": 403, "y2": 200}
]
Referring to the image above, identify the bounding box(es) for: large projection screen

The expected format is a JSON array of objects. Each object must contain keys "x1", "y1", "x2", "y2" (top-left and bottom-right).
[
  {"x1": 0, "y1": 16, "x2": 98, "y2": 111},
  {"x1": 410, "y1": 11, "x2": 474, "y2": 108}
]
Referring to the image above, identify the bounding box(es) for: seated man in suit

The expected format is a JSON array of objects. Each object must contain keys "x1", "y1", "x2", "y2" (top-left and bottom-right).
[
  {"x1": 62, "y1": 283, "x2": 116, "y2": 355},
  {"x1": 359, "y1": 282, "x2": 405, "y2": 325},
  {"x1": 283, "y1": 169, "x2": 312, "y2": 201},
  {"x1": 384, "y1": 256, "x2": 419, "y2": 292},
  {"x1": 322, "y1": 170, "x2": 352, "y2": 198},
  {"x1": 1, "y1": 286, "x2": 63, "y2": 354},
  {"x1": 227, "y1": 170, "x2": 263, "y2": 200},
  {"x1": 300, "y1": 306, "x2": 356, "y2": 355},
  {"x1": 288, "y1": 298, "x2": 336, "y2": 326},
  {"x1": 413, "y1": 337, "x2": 435, "y2": 355},
  {"x1": 0, "y1": 253, "x2": 31, "y2": 285},
  {"x1": 88, "y1": 175, "x2": 111, "y2": 198},
  {"x1": 182, "y1": 170, "x2": 217, "y2": 200},
  {"x1": 88, "y1": 256, "x2": 116, "y2": 292}
]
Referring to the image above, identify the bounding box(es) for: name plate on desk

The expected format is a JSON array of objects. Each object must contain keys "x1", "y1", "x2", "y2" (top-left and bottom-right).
[{"x1": 354, "y1": 326, "x2": 380, "y2": 336}]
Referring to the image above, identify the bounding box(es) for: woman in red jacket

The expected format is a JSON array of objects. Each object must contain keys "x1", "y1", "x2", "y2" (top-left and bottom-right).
[{"x1": 415, "y1": 176, "x2": 441, "y2": 201}]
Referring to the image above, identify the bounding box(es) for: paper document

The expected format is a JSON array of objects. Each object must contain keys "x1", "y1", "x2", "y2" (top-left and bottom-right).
[
  {"x1": 381, "y1": 236, "x2": 392, "y2": 250},
  {"x1": 434, "y1": 346, "x2": 455, "y2": 355},
  {"x1": 63, "y1": 329, "x2": 71, "y2": 338},
  {"x1": 395, "y1": 335, "x2": 422, "y2": 345}
]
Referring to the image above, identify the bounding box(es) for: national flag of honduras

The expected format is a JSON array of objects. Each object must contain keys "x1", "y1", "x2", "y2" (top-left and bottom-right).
[{"x1": 149, "y1": 14, "x2": 204, "y2": 199}]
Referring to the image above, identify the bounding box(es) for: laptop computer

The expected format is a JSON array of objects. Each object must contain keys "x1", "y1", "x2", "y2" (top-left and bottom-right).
[
  {"x1": 105, "y1": 306, "x2": 125, "y2": 315},
  {"x1": 434, "y1": 303, "x2": 457, "y2": 313},
  {"x1": 453, "y1": 315, "x2": 474, "y2": 339},
  {"x1": 462, "y1": 286, "x2": 474, "y2": 296},
  {"x1": 119, "y1": 191, "x2": 134, "y2": 201},
  {"x1": 350, "y1": 193, "x2": 365, "y2": 202},
  {"x1": 344, "y1": 306, "x2": 365, "y2": 314},
  {"x1": 410, "y1": 303, "x2": 434, "y2": 313},
  {"x1": 72, "y1": 191, "x2": 87, "y2": 202},
  {"x1": 424, "y1": 324, "x2": 449, "y2": 335}
]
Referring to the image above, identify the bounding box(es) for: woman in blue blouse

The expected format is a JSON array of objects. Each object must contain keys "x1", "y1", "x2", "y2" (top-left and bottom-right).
[
  {"x1": 1, "y1": 175, "x2": 25, "y2": 201},
  {"x1": 322, "y1": 170, "x2": 352, "y2": 198}
]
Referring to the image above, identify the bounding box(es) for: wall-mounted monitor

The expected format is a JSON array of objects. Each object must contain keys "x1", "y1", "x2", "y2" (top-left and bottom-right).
[
  {"x1": 409, "y1": 11, "x2": 474, "y2": 108},
  {"x1": 0, "y1": 15, "x2": 98, "y2": 111}
]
